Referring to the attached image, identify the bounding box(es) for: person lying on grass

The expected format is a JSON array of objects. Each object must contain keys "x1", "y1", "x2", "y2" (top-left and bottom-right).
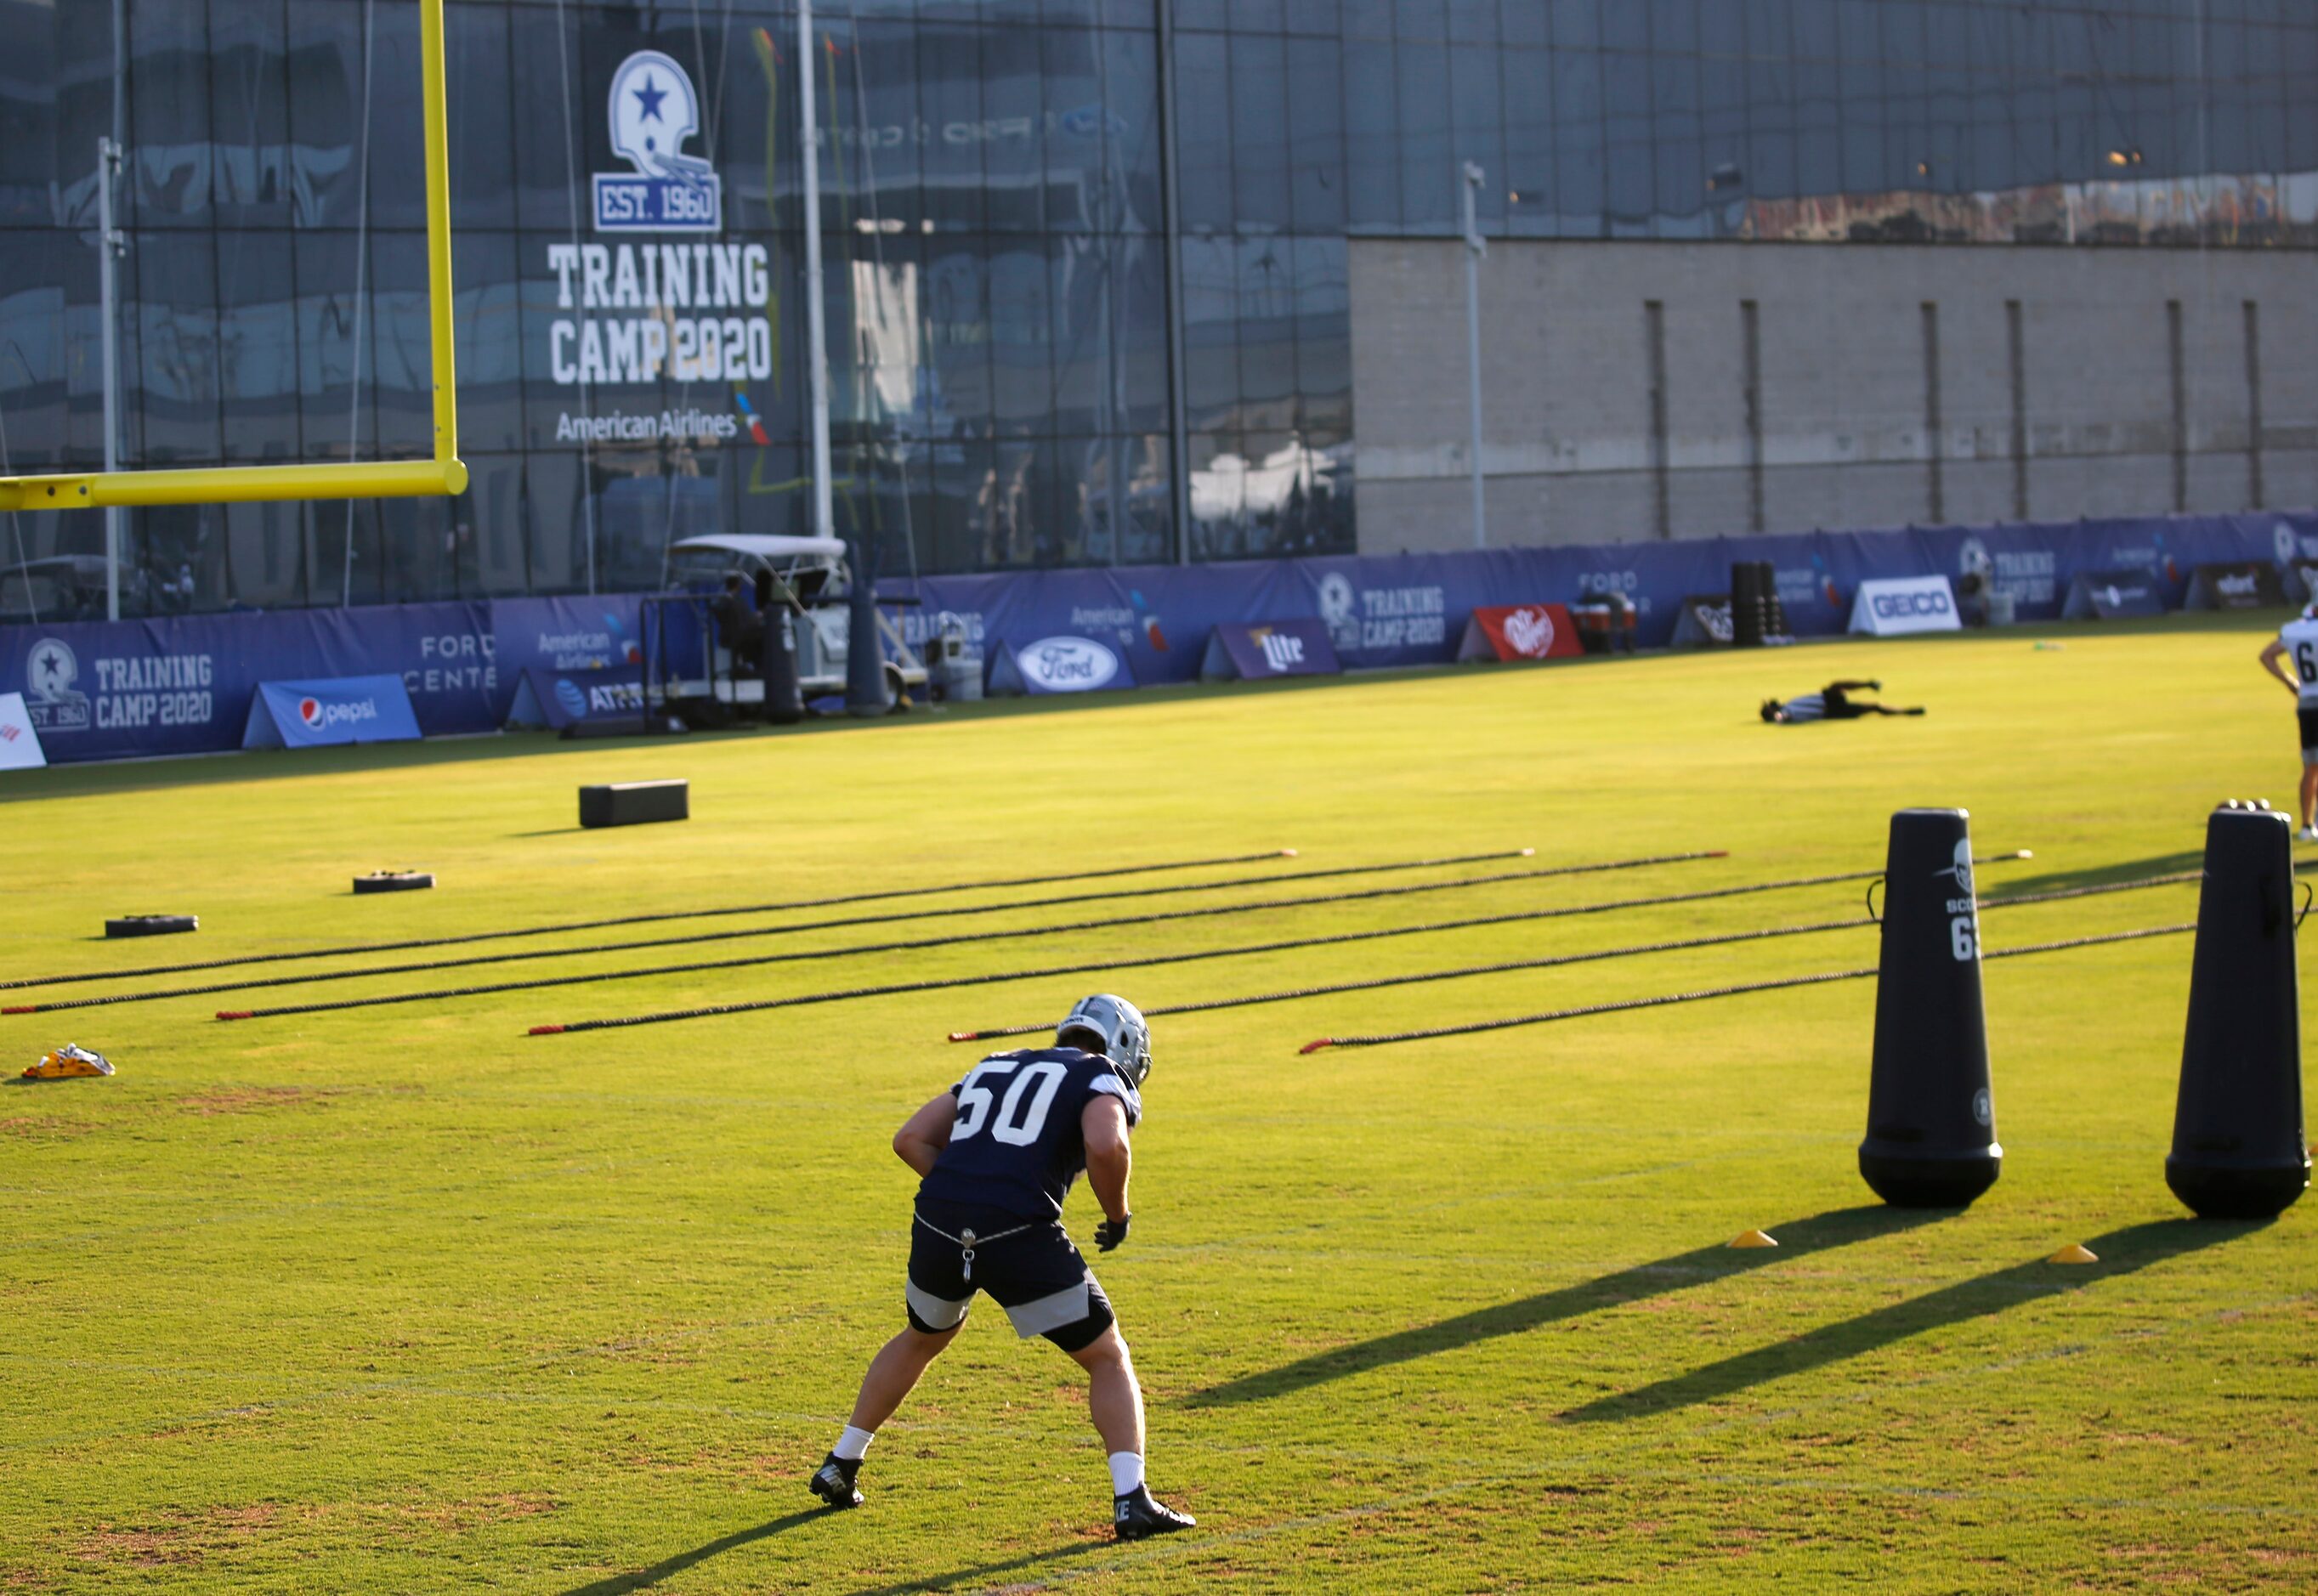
[{"x1": 1760, "y1": 679, "x2": 1926, "y2": 723}]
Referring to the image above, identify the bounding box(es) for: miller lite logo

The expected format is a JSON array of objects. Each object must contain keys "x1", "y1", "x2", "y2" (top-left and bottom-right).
[{"x1": 1252, "y1": 629, "x2": 1306, "y2": 673}]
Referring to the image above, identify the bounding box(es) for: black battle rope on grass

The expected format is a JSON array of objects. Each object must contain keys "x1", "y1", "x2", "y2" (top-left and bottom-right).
[
  {"x1": 1, "y1": 847, "x2": 1555, "y2": 1016},
  {"x1": 949, "y1": 917, "x2": 1876, "y2": 1041},
  {"x1": 1296, "y1": 923, "x2": 2196, "y2": 1053},
  {"x1": 942, "y1": 865, "x2": 2198, "y2": 1041},
  {"x1": 213, "y1": 850, "x2": 1728, "y2": 1025},
  {"x1": 0, "y1": 847, "x2": 1312, "y2": 993},
  {"x1": 523, "y1": 856, "x2": 2061, "y2": 1040},
  {"x1": 514, "y1": 852, "x2": 2029, "y2": 1038}
]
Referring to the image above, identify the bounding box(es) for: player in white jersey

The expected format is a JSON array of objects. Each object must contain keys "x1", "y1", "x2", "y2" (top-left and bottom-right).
[
  {"x1": 1760, "y1": 680, "x2": 1925, "y2": 723},
  {"x1": 2256, "y1": 603, "x2": 2318, "y2": 840}
]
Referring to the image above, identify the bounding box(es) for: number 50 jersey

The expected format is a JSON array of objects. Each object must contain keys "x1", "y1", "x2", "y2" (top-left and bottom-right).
[{"x1": 918, "y1": 1048, "x2": 1143, "y2": 1221}]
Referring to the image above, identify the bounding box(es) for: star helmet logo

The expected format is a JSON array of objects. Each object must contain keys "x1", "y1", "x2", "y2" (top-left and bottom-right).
[
  {"x1": 593, "y1": 51, "x2": 722, "y2": 232},
  {"x1": 1316, "y1": 572, "x2": 1359, "y2": 649},
  {"x1": 1935, "y1": 836, "x2": 1974, "y2": 900},
  {"x1": 26, "y1": 637, "x2": 80, "y2": 703},
  {"x1": 609, "y1": 52, "x2": 711, "y2": 183}
]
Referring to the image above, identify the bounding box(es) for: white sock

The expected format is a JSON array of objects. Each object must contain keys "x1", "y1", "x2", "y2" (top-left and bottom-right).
[
  {"x1": 1108, "y1": 1451, "x2": 1145, "y2": 1497},
  {"x1": 832, "y1": 1426, "x2": 875, "y2": 1463}
]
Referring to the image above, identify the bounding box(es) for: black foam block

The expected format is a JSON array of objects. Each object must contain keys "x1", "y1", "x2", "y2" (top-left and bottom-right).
[
  {"x1": 106, "y1": 914, "x2": 197, "y2": 937},
  {"x1": 579, "y1": 779, "x2": 689, "y2": 829},
  {"x1": 354, "y1": 872, "x2": 435, "y2": 894}
]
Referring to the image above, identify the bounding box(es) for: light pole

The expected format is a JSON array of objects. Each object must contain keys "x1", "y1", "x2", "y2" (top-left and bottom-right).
[
  {"x1": 797, "y1": 0, "x2": 834, "y2": 542},
  {"x1": 1460, "y1": 161, "x2": 1486, "y2": 551},
  {"x1": 97, "y1": 136, "x2": 125, "y2": 620}
]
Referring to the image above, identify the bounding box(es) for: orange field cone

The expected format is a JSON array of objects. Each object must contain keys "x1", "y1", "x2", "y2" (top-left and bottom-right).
[
  {"x1": 2046, "y1": 1243, "x2": 2099, "y2": 1265},
  {"x1": 1727, "y1": 1229, "x2": 1779, "y2": 1248}
]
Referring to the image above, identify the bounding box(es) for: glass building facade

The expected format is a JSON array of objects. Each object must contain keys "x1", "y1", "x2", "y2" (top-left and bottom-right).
[{"x1": 1, "y1": 0, "x2": 2311, "y2": 619}]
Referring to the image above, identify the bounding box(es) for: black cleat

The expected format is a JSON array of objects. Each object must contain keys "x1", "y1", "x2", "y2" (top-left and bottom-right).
[
  {"x1": 1112, "y1": 1485, "x2": 1195, "y2": 1542},
  {"x1": 808, "y1": 1452, "x2": 863, "y2": 1510}
]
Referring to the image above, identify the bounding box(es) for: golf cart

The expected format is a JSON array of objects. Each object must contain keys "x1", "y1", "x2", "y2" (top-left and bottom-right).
[{"x1": 660, "y1": 533, "x2": 927, "y2": 710}]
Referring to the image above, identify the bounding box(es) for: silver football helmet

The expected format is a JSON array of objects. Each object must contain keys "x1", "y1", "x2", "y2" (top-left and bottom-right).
[
  {"x1": 1057, "y1": 993, "x2": 1152, "y2": 1087},
  {"x1": 607, "y1": 50, "x2": 716, "y2": 186}
]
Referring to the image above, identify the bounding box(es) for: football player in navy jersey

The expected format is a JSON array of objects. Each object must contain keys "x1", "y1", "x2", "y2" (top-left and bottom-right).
[{"x1": 809, "y1": 993, "x2": 1196, "y2": 1542}]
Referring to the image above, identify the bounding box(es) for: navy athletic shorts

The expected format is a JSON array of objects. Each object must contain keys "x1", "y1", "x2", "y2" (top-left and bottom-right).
[
  {"x1": 2299, "y1": 706, "x2": 2318, "y2": 762},
  {"x1": 904, "y1": 1197, "x2": 1115, "y2": 1353}
]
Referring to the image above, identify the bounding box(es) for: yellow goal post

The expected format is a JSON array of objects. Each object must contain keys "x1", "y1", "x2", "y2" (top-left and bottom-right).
[{"x1": 0, "y1": 0, "x2": 464, "y2": 513}]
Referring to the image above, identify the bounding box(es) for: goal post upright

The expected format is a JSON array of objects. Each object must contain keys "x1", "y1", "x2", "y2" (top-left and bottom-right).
[{"x1": 0, "y1": 0, "x2": 465, "y2": 516}]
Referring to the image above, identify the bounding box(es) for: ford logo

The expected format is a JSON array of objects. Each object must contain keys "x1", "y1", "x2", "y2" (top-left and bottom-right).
[{"x1": 1018, "y1": 636, "x2": 1119, "y2": 692}]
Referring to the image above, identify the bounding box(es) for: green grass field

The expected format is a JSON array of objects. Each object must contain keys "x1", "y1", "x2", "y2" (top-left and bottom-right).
[{"x1": 3, "y1": 614, "x2": 2314, "y2": 1593}]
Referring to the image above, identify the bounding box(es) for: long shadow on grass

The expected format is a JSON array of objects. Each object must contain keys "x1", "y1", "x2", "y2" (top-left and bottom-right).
[
  {"x1": 1561, "y1": 1217, "x2": 2266, "y2": 1423},
  {"x1": 1184, "y1": 1204, "x2": 1946, "y2": 1410},
  {"x1": 839, "y1": 1540, "x2": 1117, "y2": 1595},
  {"x1": 1983, "y1": 851, "x2": 2204, "y2": 897},
  {"x1": 555, "y1": 1508, "x2": 822, "y2": 1595}
]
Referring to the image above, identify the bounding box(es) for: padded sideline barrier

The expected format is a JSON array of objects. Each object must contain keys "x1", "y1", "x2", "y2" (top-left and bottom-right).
[{"x1": 5, "y1": 512, "x2": 2313, "y2": 763}]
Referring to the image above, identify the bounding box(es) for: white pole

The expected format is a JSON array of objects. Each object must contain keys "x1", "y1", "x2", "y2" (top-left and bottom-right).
[
  {"x1": 1461, "y1": 161, "x2": 1487, "y2": 552},
  {"x1": 797, "y1": 0, "x2": 835, "y2": 541},
  {"x1": 98, "y1": 137, "x2": 123, "y2": 620}
]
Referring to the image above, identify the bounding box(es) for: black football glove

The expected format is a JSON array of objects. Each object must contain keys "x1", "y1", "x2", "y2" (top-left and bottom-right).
[{"x1": 1094, "y1": 1214, "x2": 1131, "y2": 1253}]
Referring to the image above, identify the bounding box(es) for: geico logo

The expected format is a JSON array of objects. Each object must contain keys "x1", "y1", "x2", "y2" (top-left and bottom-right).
[{"x1": 1873, "y1": 591, "x2": 1952, "y2": 618}]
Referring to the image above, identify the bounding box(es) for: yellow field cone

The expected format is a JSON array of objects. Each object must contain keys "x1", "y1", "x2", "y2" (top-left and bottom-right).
[
  {"x1": 2047, "y1": 1243, "x2": 2099, "y2": 1265},
  {"x1": 1728, "y1": 1229, "x2": 1779, "y2": 1249}
]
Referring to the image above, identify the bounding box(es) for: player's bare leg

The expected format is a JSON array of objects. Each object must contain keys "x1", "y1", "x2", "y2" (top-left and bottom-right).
[
  {"x1": 1070, "y1": 1326, "x2": 1193, "y2": 1541},
  {"x1": 1072, "y1": 1325, "x2": 1145, "y2": 1457},
  {"x1": 2299, "y1": 761, "x2": 2317, "y2": 835},
  {"x1": 810, "y1": 1323, "x2": 961, "y2": 1508},
  {"x1": 848, "y1": 1323, "x2": 960, "y2": 1433}
]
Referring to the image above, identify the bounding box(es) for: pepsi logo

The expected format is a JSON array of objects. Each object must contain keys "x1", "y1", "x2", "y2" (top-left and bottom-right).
[{"x1": 298, "y1": 697, "x2": 322, "y2": 726}]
